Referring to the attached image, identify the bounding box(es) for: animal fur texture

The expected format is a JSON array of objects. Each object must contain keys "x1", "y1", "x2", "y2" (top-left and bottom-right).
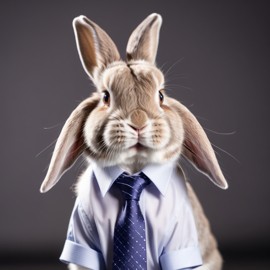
[{"x1": 40, "y1": 13, "x2": 228, "y2": 270}]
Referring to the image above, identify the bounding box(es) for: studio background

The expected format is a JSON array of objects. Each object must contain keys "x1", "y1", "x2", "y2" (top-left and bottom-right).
[{"x1": 1, "y1": 1, "x2": 269, "y2": 269}]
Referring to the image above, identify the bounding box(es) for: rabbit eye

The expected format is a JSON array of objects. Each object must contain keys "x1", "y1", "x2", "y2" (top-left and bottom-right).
[
  {"x1": 159, "y1": 91, "x2": 164, "y2": 104},
  {"x1": 102, "y1": 90, "x2": 110, "y2": 105}
]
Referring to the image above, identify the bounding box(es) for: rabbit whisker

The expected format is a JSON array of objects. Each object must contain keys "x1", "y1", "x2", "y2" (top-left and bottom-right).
[
  {"x1": 211, "y1": 142, "x2": 239, "y2": 163},
  {"x1": 163, "y1": 58, "x2": 185, "y2": 78},
  {"x1": 36, "y1": 139, "x2": 57, "y2": 158}
]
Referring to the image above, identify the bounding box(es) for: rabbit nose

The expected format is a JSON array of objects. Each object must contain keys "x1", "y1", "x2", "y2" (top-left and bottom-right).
[{"x1": 129, "y1": 109, "x2": 148, "y2": 130}]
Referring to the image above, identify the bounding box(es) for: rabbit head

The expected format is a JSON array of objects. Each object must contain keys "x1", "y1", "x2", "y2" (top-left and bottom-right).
[{"x1": 40, "y1": 13, "x2": 228, "y2": 193}]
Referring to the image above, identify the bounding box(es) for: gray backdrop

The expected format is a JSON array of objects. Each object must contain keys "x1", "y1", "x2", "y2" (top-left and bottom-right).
[{"x1": 1, "y1": 0, "x2": 269, "y2": 264}]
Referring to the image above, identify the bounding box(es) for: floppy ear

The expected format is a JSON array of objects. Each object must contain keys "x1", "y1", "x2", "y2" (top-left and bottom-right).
[
  {"x1": 73, "y1": 15, "x2": 120, "y2": 81},
  {"x1": 171, "y1": 99, "x2": 228, "y2": 189},
  {"x1": 126, "y1": 13, "x2": 162, "y2": 64},
  {"x1": 40, "y1": 94, "x2": 100, "y2": 193}
]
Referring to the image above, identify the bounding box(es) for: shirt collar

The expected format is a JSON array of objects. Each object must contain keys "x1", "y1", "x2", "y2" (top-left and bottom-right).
[{"x1": 92, "y1": 161, "x2": 175, "y2": 197}]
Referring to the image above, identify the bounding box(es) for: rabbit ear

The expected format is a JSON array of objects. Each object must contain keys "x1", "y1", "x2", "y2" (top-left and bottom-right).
[
  {"x1": 172, "y1": 100, "x2": 228, "y2": 189},
  {"x1": 126, "y1": 13, "x2": 162, "y2": 64},
  {"x1": 40, "y1": 95, "x2": 100, "y2": 193},
  {"x1": 73, "y1": 15, "x2": 120, "y2": 81}
]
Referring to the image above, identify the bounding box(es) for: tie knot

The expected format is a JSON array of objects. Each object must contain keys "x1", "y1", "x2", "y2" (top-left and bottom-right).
[{"x1": 115, "y1": 172, "x2": 150, "y2": 201}]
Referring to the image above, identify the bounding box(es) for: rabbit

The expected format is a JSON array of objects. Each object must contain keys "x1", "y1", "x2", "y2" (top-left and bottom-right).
[{"x1": 40, "y1": 13, "x2": 228, "y2": 270}]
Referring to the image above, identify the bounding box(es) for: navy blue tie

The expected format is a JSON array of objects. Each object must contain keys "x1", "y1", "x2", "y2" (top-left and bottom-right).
[{"x1": 112, "y1": 172, "x2": 150, "y2": 270}]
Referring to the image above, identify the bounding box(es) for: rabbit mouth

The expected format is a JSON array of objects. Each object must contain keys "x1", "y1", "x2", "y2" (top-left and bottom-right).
[{"x1": 129, "y1": 143, "x2": 148, "y2": 151}]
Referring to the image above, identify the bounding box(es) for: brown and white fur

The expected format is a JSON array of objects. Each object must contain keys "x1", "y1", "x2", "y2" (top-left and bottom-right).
[{"x1": 40, "y1": 13, "x2": 228, "y2": 270}]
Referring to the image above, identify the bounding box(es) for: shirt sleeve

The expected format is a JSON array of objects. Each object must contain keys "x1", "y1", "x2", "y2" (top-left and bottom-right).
[
  {"x1": 60, "y1": 198, "x2": 106, "y2": 270},
  {"x1": 159, "y1": 198, "x2": 203, "y2": 270}
]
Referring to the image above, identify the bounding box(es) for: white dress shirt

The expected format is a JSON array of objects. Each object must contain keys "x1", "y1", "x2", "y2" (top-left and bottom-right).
[{"x1": 60, "y1": 161, "x2": 203, "y2": 269}]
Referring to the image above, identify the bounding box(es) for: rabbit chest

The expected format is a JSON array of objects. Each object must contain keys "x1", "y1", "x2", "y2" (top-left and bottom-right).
[{"x1": 62, "y1": 162, "x2": 202, "y2": 270}]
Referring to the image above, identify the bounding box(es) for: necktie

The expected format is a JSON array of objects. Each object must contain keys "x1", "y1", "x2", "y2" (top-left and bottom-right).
[{"x1": 112, "y1": 172, "x2": 150, "y2": 270}]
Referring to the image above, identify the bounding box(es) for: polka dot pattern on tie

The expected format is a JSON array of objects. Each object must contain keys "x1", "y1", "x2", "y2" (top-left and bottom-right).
[{"x1": 112, "y1": 172, "x2": 150, "y2": 270}]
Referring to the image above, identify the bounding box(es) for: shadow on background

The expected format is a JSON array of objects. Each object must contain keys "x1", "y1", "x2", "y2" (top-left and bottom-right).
[{"x1": 1, "y1": 246, "x2": 270, "y2": 269}]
